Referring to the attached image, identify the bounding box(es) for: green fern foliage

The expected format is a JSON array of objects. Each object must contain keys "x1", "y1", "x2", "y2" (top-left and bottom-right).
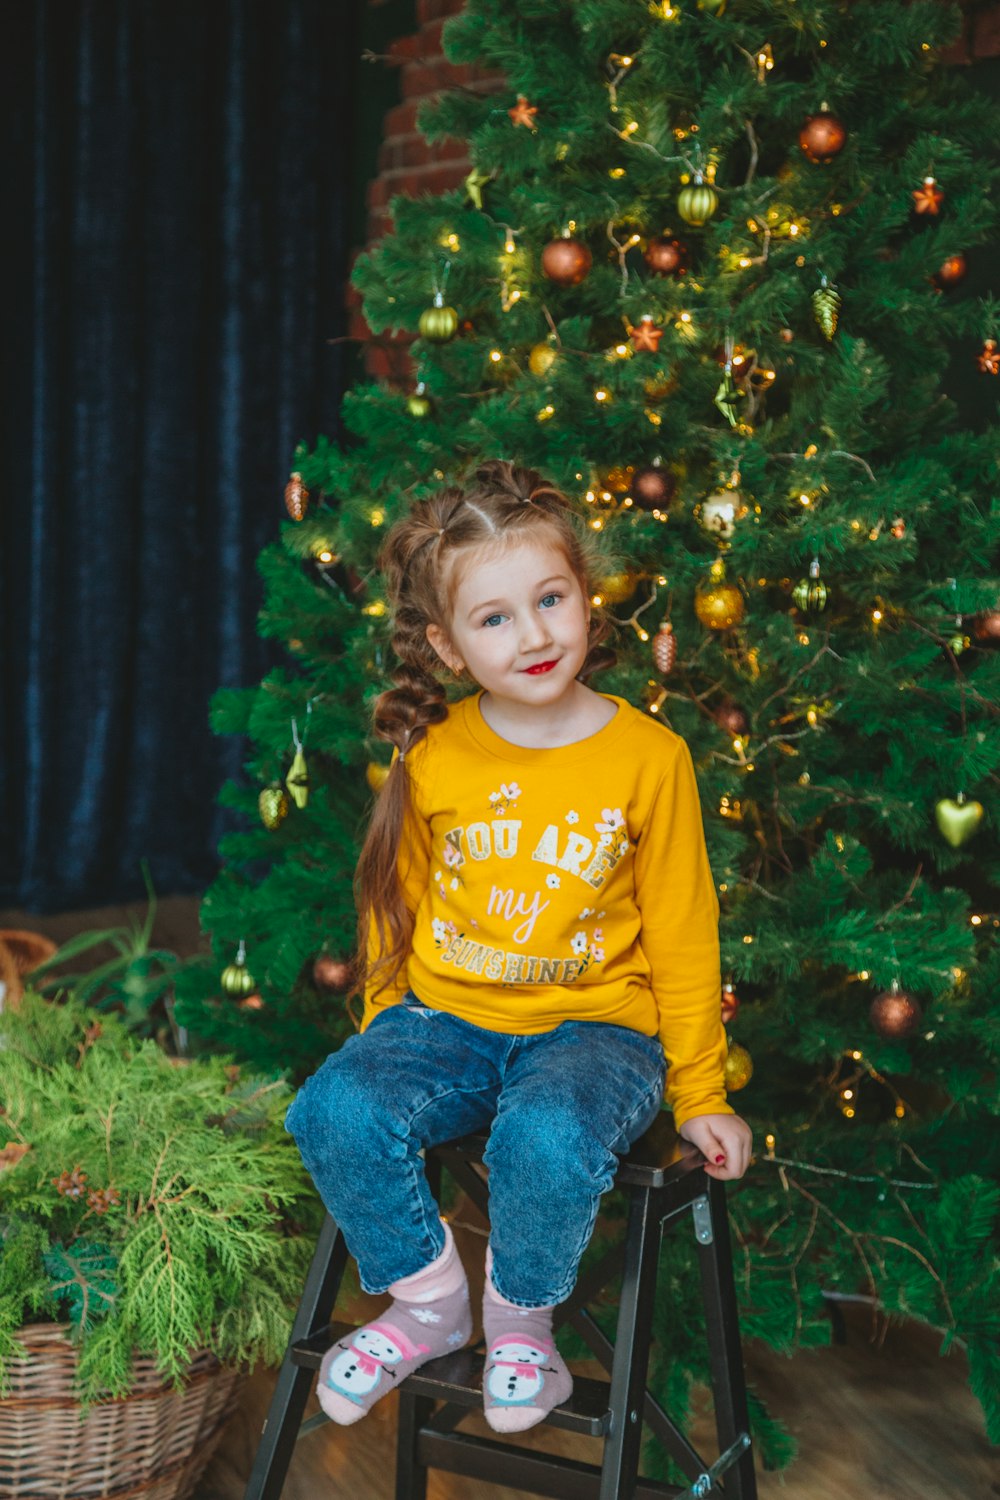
[{"x1": 0, "y1": 992, "x2": 321, "y2": 1405}]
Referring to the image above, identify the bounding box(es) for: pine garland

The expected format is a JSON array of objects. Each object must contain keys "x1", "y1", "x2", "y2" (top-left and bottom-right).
[{"x1": 0, "y1": 993, "x2": 321, "y2": 1406}]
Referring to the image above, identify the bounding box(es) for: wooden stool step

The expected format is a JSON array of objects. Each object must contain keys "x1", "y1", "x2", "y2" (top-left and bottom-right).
[{"x1": 294, "y1": 1323, "x2": 611, "y2": 1436}]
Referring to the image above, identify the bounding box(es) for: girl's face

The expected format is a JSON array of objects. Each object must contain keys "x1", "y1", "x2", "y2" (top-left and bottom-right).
[{"x1": 426, "y1": 536, "x2": 591, "y2": 709}]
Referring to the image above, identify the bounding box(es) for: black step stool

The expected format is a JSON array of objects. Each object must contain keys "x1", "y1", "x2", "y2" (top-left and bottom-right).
[{"x1": 244, "y1": 1114, "x2": 758, "y2": 1500}]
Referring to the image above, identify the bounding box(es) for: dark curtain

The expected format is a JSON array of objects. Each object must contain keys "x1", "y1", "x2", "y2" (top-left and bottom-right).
[{"x1": 1, "y1": 0, "x2": 359, "y2": 910}]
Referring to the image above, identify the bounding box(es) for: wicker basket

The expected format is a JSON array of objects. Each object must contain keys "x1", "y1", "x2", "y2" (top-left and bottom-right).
[
  {"x1": 0, "y1": 1323, "x2": 245, "y2": 1499},
  {"x1": 0, "y1": 930, "x2": 58, "y2": 1011}
]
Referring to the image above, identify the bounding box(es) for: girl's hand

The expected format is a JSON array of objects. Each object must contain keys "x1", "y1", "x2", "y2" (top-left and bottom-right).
[{"x1": 679, "y1": 1113, "x2": 753, "y2": 1181}]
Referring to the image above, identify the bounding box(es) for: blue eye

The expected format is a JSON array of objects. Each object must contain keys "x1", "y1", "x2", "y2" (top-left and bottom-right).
[
  {"x1": 540, "y1": 592, "x2": 562, "y2": 608},
  {"x1": 482, "y1": 613, "x2": 506, "y2": 628}
]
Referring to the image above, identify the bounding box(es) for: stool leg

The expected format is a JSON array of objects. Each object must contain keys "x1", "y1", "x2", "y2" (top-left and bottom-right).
[
  {"x1": 395, "y1": 1391, "x2": 434, "y2": 1500},
  {"x1": 243, "y1": 1213, "x2": 349, "y2": 1500},
  {"x1": 695, "y1": 1177, "x2": 758, "y2": 1500},
  {"x1": 598, "y1": 1184, "x2": 662, "y2": 1500}
]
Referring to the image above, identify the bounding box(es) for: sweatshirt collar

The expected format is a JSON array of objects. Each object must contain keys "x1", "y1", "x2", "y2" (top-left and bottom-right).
[{"x1": 461, "y1": 690, "x2": 631, "y2": 765}]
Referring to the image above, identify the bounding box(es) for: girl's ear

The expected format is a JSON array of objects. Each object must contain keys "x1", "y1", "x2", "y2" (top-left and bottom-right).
[{"x1": 426, "y1": 622, "x2": 464, "y2": 675}]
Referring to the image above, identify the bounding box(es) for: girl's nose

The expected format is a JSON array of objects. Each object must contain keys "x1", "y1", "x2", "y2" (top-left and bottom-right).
[{"x1": 519, "y1": 612, "x2": 552, "y2": 650}]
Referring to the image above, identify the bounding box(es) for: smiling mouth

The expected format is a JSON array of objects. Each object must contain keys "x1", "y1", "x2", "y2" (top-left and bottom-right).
[{"x1": 522, "y1": 660, "x2": 559, "y2": 674}]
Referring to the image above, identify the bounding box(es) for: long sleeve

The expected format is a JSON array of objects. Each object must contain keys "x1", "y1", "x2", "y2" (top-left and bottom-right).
[
  {"x1": 361, "y1": 752, "x2": 434, "y2": 1027},
  {"x1": 633, "y1": 738, "x2": 731, "y2": 1130}
]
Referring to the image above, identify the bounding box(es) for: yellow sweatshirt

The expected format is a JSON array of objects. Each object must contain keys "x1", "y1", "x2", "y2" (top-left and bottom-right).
[{"x1": 363, "y1": 691, "x2": 731, "y2": 1129}]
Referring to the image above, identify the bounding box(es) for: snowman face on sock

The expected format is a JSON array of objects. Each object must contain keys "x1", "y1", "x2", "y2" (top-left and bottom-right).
[
  {"x1": 490, "y1": 1339, "x2": 549, "y2": 1365},
  {"x1": 355, "y1": 1328, "x2": 406, "y2": 1364}
]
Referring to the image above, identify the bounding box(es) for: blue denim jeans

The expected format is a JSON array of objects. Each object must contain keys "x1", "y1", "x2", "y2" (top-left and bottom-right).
[{"x1": 285, "y1": 993, "x2": 666, "y2": 1307}]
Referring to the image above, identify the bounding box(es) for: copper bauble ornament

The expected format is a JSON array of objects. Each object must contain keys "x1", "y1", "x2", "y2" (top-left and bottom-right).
[
  {"x1": 541, "y1": 236, "x2": 593, "y2": 286},
  {"x1": 644, "y1": 236, "x2": 688, "y2": 275},
  {"x1": 284, "y1": 472, "x2": 309, "y2": 521},
  {"x1": 652, "y1": 621, "x2": 677, "y2": 674},
  {"x1": 798, "y1": 110, "x2": 847, "y2": 163},
  {"x1": 793, "y1": 557, "x2": 828, "y2": 614},
  {"x1": 407, "y1": 382, "x2": 433, "y2": 418},
  {"x1": 630, "y1": 461, "x2": 676, "y2": 511},
  {"x1": 529, "y1": 340, "x2": 559, "y2": 376},
  {"x1": 419, "y1": 293, "x2": 459, "y2": 342},
  {"x1": 934, "y1": 794, "x2": 984, "y2": 848},
  {"x1": 313, "y1": 955, "x2": 354, "y2": 992},
  {"x1": 972, "y1": 608, "x2": 1000, "y2": 641},
  {"x1": 812, "y1": 278, "x2": 841, "y2": 340},
  {"x1": 221, "y1": 943, "x2": 256, "y2": 997},
  {"x1": 912, "y1": 176, "x2": 943, "y2": 215},
  {"x1": 724, "y1": 1042, "x2": 753, "y2": 1091},
  {"x1": 715, "y1": 700, "x2": 749, "y2": 737},
  {"x1": 935, "y1": 253, "x2": 967, "y2": 288},
  {"x1": 697, "y1": 488, "x2": 748, "y2": 540},
  {"x1": 258, "y1": 787, "x2": 290, "y2": 830},
  {"x1": 870, "y1": 981, "x2": 922, "y2": 1040},
  {"x1": 977, "y1": 339, "x2": 1000, "y2": 375},
  {"x1": 721, "y1": 982, "x2": 740, "y2": 1024},
  {"x1": 597, "y1": 571, "x2": 636, "y2": 605},
  {"x1": 677, "y1": 176, "x2": 719, "y2": 227},
  {"x1": 695, "y1": 560, "x2": 745, "y2": 630}
]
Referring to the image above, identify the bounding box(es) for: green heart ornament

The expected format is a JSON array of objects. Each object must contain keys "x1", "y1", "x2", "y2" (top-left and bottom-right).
[{"x1": 934, "y1": 797, "x2": 984, "y2": 848}]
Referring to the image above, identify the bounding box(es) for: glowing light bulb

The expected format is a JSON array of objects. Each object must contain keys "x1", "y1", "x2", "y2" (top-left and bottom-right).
[
  {"x1": 489, "y1": 349, "x2": 503, "y2": 362},
  {"x1": 370, "y1": 508, "x2": 385, "y2": 527}
]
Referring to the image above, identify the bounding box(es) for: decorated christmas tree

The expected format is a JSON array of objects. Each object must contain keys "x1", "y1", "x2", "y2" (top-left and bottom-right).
[{"x1": 174, "y1": 0, "x2": 1000, "y2": 1459}]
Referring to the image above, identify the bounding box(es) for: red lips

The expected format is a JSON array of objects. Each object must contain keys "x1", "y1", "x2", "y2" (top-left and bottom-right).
[{"x1": 523, "y1": 661, "x2": 558, "y2": 674}]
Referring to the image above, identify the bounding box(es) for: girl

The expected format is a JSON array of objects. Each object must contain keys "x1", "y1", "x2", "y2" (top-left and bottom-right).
[{"x1": 285, "y1": 460, "x2": 752, "y2": 1433}]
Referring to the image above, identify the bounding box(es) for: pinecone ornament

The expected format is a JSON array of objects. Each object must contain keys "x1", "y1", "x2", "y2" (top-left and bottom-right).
[
  {"x1": 812, "y1": 278, "x2": 841, "y2": 340},
  {"x1": 652, "y1": 621, "x2": 677, "y2": 674},
  {"x1": 284, "y1": 472, "x2": 309, "y2": 521}
]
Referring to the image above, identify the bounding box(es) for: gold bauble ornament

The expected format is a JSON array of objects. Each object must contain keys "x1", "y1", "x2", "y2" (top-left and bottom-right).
[
  {"x1": 285, "y1": 746, "x2": 310, "y2": 809},
  {"x1": 697, "y1": 488, "x2": 748, "y2": 540},
  {"x1": 529, "y1": 341, "x2": 559, "y2": 377},
  {"x1": 812, "y1": 277, "x2": 841, "y2": 340},
  {"x1": 695, "y1": 559, "x2": 745, "y2": 630},
  {"x1": 792, "y1": 557, "x2": 828, "y2": 614},
  {"x1": 599, "y1": 464, "x2": 635, "y2": 495},
  {"x1": 221, "y1": 942, "x2": 256, "y2": 997},
  {"x1": 724, "y1": 1042, "x2": 753, "y2": 1091},
  {"x1": 367, "y1": 762, "x2": 390, "y2": 793},
  {"x1": 677, "y1": 176, "x2": 719, "y2": 227},
  {"x1": 284, "y1": 472, "x2": 309, "y2": 521},
  {"x1": 419, "y1": 293, "x2": 459, "y2": 343},
  {"x1": 934, "y1": 794, "x2": 984, "y2": 848},
  {"x1": 407, "y1": 382, "x2": 433, "y2": 418},
  {"x1": 258, "y1": 787, "x2": 290, "y2": 830},
  {"x1": 596, "y1": 571, "x2": 636, "y2": 605}
]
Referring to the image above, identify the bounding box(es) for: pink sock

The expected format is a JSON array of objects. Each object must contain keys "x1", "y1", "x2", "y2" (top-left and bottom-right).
[
  {"x1": 481, "y1": 1247, "x2": 573, "y2": 1433},
  {"x1": 317, "y1": 1222, "x2": 471, "y2": 1425}
]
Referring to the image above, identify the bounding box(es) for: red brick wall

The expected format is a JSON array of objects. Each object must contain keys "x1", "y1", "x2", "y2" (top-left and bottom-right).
[
  {"x1": 349, "y1": 0, "x2": 501, "y2": 379},
  {"x1": 351, "y1": 0, "x2": 1000, "y2": 380}
]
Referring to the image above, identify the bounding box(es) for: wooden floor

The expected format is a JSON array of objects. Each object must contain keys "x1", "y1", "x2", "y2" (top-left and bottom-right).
[
  {"x1": 6, "y1": 903, "x2": 996, "y2": 1499},
  {"x1": 197, "y1": 1260, "x2": 998, "y2": 1500}
]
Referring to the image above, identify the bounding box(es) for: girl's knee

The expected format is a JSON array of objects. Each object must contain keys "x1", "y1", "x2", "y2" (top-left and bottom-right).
[
  {"x1": 285, "y1": 1050, "x2": 385, "y2": 1154},
  {"x1": 488, "y1": 1100, "x2": 615, "y2": 1190}
]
